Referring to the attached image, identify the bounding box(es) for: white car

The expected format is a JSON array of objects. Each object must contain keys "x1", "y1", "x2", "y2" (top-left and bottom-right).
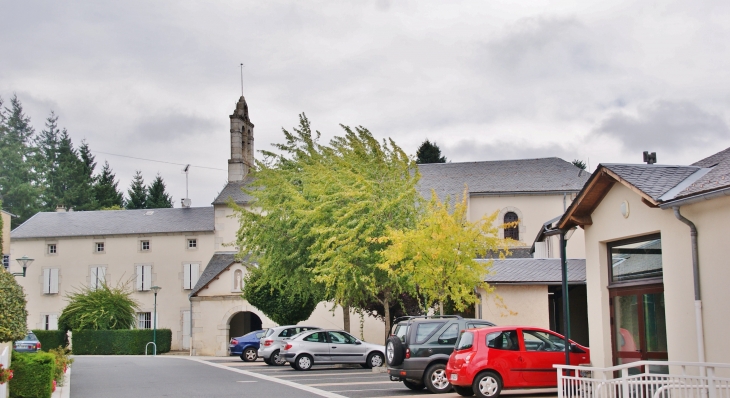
[
  {"x1": 282, "y1": 329, "x2": 385, "y2": 371},
  {"x1": 258, "y1": 325, "x2": 321, "y2": 365}
]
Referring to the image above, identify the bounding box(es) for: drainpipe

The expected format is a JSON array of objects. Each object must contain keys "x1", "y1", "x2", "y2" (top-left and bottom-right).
[
  {"x1": 672, "y1": 207, "x2": 706, "y2": 364},
  {"x1": 560, "y1": 231, "x2": 571, "y2": 366},
  {"x1": 189, "y1": 297, "x2": 194, "y2": 356}
]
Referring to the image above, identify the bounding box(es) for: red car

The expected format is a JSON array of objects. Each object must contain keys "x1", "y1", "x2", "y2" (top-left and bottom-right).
[{"x1": 446, "y1": 326, "x2": 590, "y2": 397}]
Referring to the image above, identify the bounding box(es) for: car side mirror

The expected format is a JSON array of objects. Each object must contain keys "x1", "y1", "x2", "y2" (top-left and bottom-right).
[
  {"x1": 354, "y1": 340, "x2": 362, "y2": 345},
  {"x1": 570, "y1": 343, "x2": 585, "y2": 354}
]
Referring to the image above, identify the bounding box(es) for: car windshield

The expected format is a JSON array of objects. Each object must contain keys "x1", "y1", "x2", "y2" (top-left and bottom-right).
[
  {"x1": 243, "y1": 330, "x2": 265, "y2": 339},
  {"x1": 455, "y1": 331, "x2": 474, "y2": 351}
]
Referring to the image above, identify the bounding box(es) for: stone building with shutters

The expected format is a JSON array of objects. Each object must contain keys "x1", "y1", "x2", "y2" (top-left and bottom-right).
[{"x1": 8, "y1": 94, "x2": 593, "y2": 355}]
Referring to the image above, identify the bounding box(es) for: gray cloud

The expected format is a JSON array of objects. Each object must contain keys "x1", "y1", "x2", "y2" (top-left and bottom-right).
[
  {"x1": 444, "y1": 139, "x2": 580, "y2": 164},
  {"x1": 132, "y1": 113, "x2": 217, "y2": 143},
  {"x1": 594, "y1": 101, "x2": 730, "y2": 154}
]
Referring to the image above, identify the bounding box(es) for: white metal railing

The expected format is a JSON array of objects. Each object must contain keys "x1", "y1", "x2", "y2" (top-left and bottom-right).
[
  {"x1": 0, "y1": 346, "x2": 9, "y2": 398},
  {"x1": 555, "y1": 360, "x2": 730, "y2": 398}
]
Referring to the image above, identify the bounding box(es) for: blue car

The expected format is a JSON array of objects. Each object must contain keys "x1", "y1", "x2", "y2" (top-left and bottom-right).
[{"x1": 230, "y1": 329, "x2": 267, "y2": 362}]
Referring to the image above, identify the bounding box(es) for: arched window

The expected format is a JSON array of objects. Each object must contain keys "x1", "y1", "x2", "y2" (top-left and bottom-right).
[{"x1": 504, "y1": 212, "x2": 519, "y2": 241}]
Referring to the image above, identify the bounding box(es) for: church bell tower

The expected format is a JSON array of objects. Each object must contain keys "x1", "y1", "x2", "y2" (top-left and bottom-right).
[{"x1": 228, "y1": 96, "x2": 254, "y2": 182}]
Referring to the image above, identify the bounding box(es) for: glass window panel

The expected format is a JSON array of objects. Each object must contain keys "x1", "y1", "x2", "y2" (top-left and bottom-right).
[
  {"x1": 486, "y1": 330, "x2": 519, "y2": 351},
  {"x1": 610, "y1": 238, "x2": 662, "y2": 282},
  {"x1": 455, "y1": 332, "x2": 474, "y2": 350},
  {"x1": 614, "y1": 295, "x2": 640, "y2": 353},
  {"x1": 303, "y1": 332, "x2": 325, "y2": 343},
  {"x1": 437, "y1": 324, "x2": 459, "y2": 345},
  {"x1": 415, "y1": 322, "x2": 444, "y2": 344},
  {"x1": 644, "y1": 293, "x2": 667, "y2": 352}
]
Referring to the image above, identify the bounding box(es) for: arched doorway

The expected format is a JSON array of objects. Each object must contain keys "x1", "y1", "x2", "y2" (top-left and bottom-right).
[{"x1": 228, "y1": 311, "x2": 263, "y2": 340}]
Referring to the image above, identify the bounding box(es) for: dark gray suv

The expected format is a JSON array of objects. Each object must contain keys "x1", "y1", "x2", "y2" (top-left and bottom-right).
[{"x1": 385, "y1": 315, "x2": 495, "y2": 394}]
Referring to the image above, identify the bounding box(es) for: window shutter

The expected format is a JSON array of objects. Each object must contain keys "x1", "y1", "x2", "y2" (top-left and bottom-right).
[
  {"x1": 49, "y1": 314, "x2": 58, "y2": 330},
  {"x1": 534, "y1": 242, "x2": 547, "y2": 259},
  {"x1": 136, "y1": 265, "x2": 144, "y2": 291},
  {"x1": 191, "y1": 264, "x2": 200, "y2": 288},
  {"x1": 49, "y1": 269, "x2": 59, "y2": 294},
  {"x1": 183, "y1": 264, "x2": 191, "y2": 290},
  {"x1": 98, "y1": 267, "x2": 106, "y2": 286},
  {"x1": 143, "y1": 265, "x2": 151, "y2": 291},
  {"x1": 43, "y1": 269, "x2": 51, "y2": 294},
  {"x1": 91, "y1": 267, "x2": 97, "y2": 289}
]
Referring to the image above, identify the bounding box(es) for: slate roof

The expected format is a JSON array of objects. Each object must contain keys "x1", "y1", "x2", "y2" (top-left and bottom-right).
[
  {"x1": 212, "y1": 176, "x2": 256, "y2": 205},
  {"x1": 483, "y1": 247, "x2": 533, "y2": 259},
  {"x1": 189, "y1": 252, "x2": 253, "y2": 297},
  {"x1": 479, "y1": 258, "x2": 586, "y2": 285},
  {"x1": 11, "y1": 207, "x2": 214, "y2": 239},
  {"x1": 417, "y1": 158, "x2": 590, "y2": 201},
  {"x1": 602, "y1": 164, "x2": 701, "y2": 201},
  {"x1": 677, "y1": 147, "x2": 730, "y2": 198}
]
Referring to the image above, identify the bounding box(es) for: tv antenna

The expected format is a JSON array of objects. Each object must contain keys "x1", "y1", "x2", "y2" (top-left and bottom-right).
[{"x1": 181, "y1": 164, "x2": 191, "y2": 208}]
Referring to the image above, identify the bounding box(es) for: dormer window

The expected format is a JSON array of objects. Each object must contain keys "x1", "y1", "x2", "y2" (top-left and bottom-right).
[{"x1": 504, "y1": 212, "x2": 519, "y2": 241}]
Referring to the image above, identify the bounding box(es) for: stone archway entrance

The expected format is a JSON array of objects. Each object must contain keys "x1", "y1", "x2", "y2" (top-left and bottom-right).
[{"x1": 228, "y1": 311, "x2": 263, "y2": 340}]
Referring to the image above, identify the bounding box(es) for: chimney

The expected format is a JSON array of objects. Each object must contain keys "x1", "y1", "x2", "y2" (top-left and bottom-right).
[
  {"x1": 56, "y1": 205, "x2": 66, "y2": 213},
  {"x1": 643, "y1": 151, "x2": 657, "y2": 165}
]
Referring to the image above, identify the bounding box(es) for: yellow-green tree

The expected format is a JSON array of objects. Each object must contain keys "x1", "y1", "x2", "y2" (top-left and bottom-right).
[{"x1": 378, "y1": 189, "x2": 508, "y2": 315}]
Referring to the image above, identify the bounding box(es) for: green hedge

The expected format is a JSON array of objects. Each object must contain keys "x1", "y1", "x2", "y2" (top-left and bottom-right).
[
  {"x1": 9, "y1": 351, "x2": 56, "y2": 398},
  {"x1": 31, "y1": 330, "x2": 67, "y2": 351},
  {"x1": 72, "y1": 329, "x2": 171, "y2": 355}
]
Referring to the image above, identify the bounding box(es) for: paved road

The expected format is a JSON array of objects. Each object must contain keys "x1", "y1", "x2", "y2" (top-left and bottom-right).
[
  {"x1": 203, "y1": 358, "x2": 559, "y2": 398},
  {"x1": 71, "y1": 356, "x2": 325, "y2": 398}
]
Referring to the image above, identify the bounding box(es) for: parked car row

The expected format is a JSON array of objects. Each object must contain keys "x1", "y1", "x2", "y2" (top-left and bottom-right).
[
  {"x1": 384, "y1": 315, "x2": 591, "y2": 396},
  {"x1": 229, "y1": 325, "x2": 385, "y2": 371}
]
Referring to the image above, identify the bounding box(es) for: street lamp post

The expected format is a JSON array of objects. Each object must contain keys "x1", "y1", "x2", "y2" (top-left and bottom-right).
[
  {"x1": 12, "y1": 256, "x2": 34, "y2": 277},
  {"x1": 151, "y1": 286, "x2": 161, "y2": 349}
]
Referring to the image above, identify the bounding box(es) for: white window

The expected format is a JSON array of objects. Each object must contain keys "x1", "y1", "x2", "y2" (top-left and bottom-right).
[
  {"x1": 136, "y1": 265, "x2": 152, "y2": 291},
  {"x1": 48, "y1": 244, "x2": 57, "y2": 254},
  {"x1": 43, "y1": 268, "x2": 59, "y2": 294},
  {"x1": 183, "y1": 263, "x2": 200, "y2": 290},
  {"x1": 141, "y1": 240, "x2": 150, "y2": 251},
  {"x1": 90, "y1": 266, "x2": 107, "y2": 290},
  {"x1": 44, "y1": 314, "x2": 58, "y2": 330},
  {"x1": 2, "y1": 255, "x2": 8, "y2": 270},
  {"x1": 95, "y1": 242, "x2": 105, "y2": 253},
  {"x1": 137, "y1": 312, "x2": 151, "y2": 329},
  {"x1": 187, "y1": 239, "x2": 197, "y2": 249}
]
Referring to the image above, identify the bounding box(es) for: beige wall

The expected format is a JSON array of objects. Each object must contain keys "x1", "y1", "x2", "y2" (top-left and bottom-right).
[
  {"x1": 1, "y1": 211, "x2": 10, "y2": 256},
  {"x1": 214, "y1": 204, "x2": 243, "y2": 252},
  {"x1": 582, "y1": 183, "x2": 730, "y2": 367},
  {"x1": 478, "y1": 284, "x2": 550, "y2": 328},
  {"x1": 468, "y1": 193, "x2": 585, "y2": 258},
  {"x1": 11, "y1": 232, "x2": 215, "y2": 351}
]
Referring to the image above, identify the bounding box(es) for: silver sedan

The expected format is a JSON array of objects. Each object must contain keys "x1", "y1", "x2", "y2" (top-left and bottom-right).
[{"x1": 282, "y1": 329, "x2": 385, "y2": 371}]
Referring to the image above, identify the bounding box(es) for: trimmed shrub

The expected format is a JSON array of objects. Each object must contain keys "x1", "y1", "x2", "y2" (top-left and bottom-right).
[
  {"x1": 0, "y1": 269, "x2": 28, "y2": 343},
  {"x1": 31, "y1": 330, "x2": 67, "y2": 351},
  {"x1": 72, "y1": 329, "x2": 171, "y2": 355},
  {"x1": 9, "y1": 351, "x2": 56, "y2": 398}
]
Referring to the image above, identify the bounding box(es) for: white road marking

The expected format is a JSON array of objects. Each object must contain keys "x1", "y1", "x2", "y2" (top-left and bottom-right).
[
  {"x1": 306, "y1": 380, "x2": 394, "y2": 387},
  {"x1": 236, "y1": 380, "x2": 257, "y2": 383}
]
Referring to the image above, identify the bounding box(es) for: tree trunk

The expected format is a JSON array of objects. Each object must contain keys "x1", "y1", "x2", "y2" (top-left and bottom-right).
[
  {"x1": 439, "y1": 300, "x2": 444, "y2": 316},
  {"x1": 383, "y1": 297, "x2": 391, "y2": 342},
  {"x1": 343, "y1": 304, "x2": 351, "y2": 332}
]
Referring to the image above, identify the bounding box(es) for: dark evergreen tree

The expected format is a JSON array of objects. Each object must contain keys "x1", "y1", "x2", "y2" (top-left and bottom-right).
[
  {"x1": 36, "y1": 112, "x2": 62, "y2": 211},
  {"x1": 146, "y1": 173, "x2": 173, "y2": 209},
  {"x1": 572, "y1": 159, "x2": 587, "y2": 170},
  {"x1": 94, "y1": 161, "x2": 124, "y2": 209},
  {"x1": 125, "y1": 170, "x2": 147, "y2": 209},
  {"x1": 74, "y1": 140, "x2": 98, "y2": 210},
  {"x1": 415, "y1": 139, "x2": 446, "y2": 164},
  {"x1": 0, "y1": 95, "x2": 41, "y2": 227}
]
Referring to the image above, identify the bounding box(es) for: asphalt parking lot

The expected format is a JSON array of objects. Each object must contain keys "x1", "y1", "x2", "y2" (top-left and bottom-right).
[{"x1": 202, "y1": 358, "x2": 559, "y2": 398}]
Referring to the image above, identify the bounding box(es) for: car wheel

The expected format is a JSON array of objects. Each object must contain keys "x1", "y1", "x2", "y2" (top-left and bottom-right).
[
  {"x1": 385, "y1": 336, "x2": 405, "y2": 366},
  {"x1": 454, "y1": 385, "x2": 475, "y2": 396},
  {"x1": 424, "y1": 363, "x2": 452, "y2": 394},
  {"x1": 364, "y1": 352, "x2": 384, "y2": 369},
  {"x1": 263, "y1": 357, "x2": 272, "y2": 365},
  {"x1": 271, "y1": 350, "x2": 286, "y2": 366},
  {"x1": 290, "y1": 363, "x2": 297, "y2": 369},
  {"x1": 294, "y1": 354, "x2": 313, "y2": 371},
  {"x1": 403, "y1": 380, "x2": 426, "y2": 390},
  {"x1": 240, "y1": 347, "x2": 258, "y2": 362},
  {"x1": 473, "y1": 371, "x2": 502, "y2": 398}
]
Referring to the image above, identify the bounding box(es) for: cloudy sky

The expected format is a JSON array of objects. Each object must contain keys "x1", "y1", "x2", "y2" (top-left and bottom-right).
[{"x1": 2, "y1": 0, "x2": 729, "y2": 207}]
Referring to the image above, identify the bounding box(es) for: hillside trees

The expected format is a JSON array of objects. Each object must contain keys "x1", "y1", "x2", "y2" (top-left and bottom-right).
[{"x1": 236, "y1": 115, "x2": 421, "y2": 335}]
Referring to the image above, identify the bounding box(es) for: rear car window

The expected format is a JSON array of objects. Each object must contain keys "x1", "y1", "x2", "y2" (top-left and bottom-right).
[
  {"x1": 23, "y1": 334, "x2": 38, "y2": 341},
  {"x1": 393, "y1": 324, "x2": 409, "y2": 342},
  {"x1": 455, "y1": 331, "x2": 474, "y2": 350},
  {"x1": 255, "y1": 331, "x2": 266, "y2": 339},
  {"x1": 415, "y1": 322, "x2": 445, "y2": 344},
  {"x1": 303, "y1": 332, "x2": 326, "y2": 343},
  {"x1": 265, "y1": 329, "x2": 275, "y2": 337},
  {"x1": 486, "y1": 330, "x2": 519, "y2": 351},
  {"x1": 437, "y1": 324, "x2": 459, "y2": 345}
]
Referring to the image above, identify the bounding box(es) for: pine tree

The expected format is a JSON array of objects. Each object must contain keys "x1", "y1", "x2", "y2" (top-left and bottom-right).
[
  {"x1": 94, "y1": 161, "x2": 124, "y2": 209},
  {"x1": 36, "y1": 112, "x2": 62, "y2": 211},
  {"x1": 74, "y1": 140, "x2": 99, "y2": 210},
  {"x1": 125, "y1": 171, "x2": 147, "y2": 209},
  {"x1": 0, "y1": 95, "x2": 42, "y2": 227},
  {"x1": 415, "y1": 139, "x2": 446, "y2": 164},
  {"x1": 146, "y1": 174, "x2": 173, "y2": 208}
]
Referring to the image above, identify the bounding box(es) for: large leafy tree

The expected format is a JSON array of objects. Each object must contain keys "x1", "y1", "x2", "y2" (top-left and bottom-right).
[
  {"x1": 125, "y1": 170, "x2": 147, "y2": 209},
  {"x1": 378, "y1": 189, "x2": 507, "y2": 315},
  {"x1": 241, "y1": 266, "x2": 322, "y2": 325},
  {"x1": 0, "y1": 95, "x2": 42, "y2": 227},
  {"x1": 146, "y1": 174, "x2": 173, "y2": 208},
  {"x1": 94, "y1": 161, "x2": 124, "y2": 209},
  {"x1": 236, "y1": 115, "x2": 421, "y2": 335},
  {"x1": 415, "y1": 139, "x2": 446, "y2": 164},
  {"x1": 0, "y1": 268, "x2": 28, "y2": 342}
]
